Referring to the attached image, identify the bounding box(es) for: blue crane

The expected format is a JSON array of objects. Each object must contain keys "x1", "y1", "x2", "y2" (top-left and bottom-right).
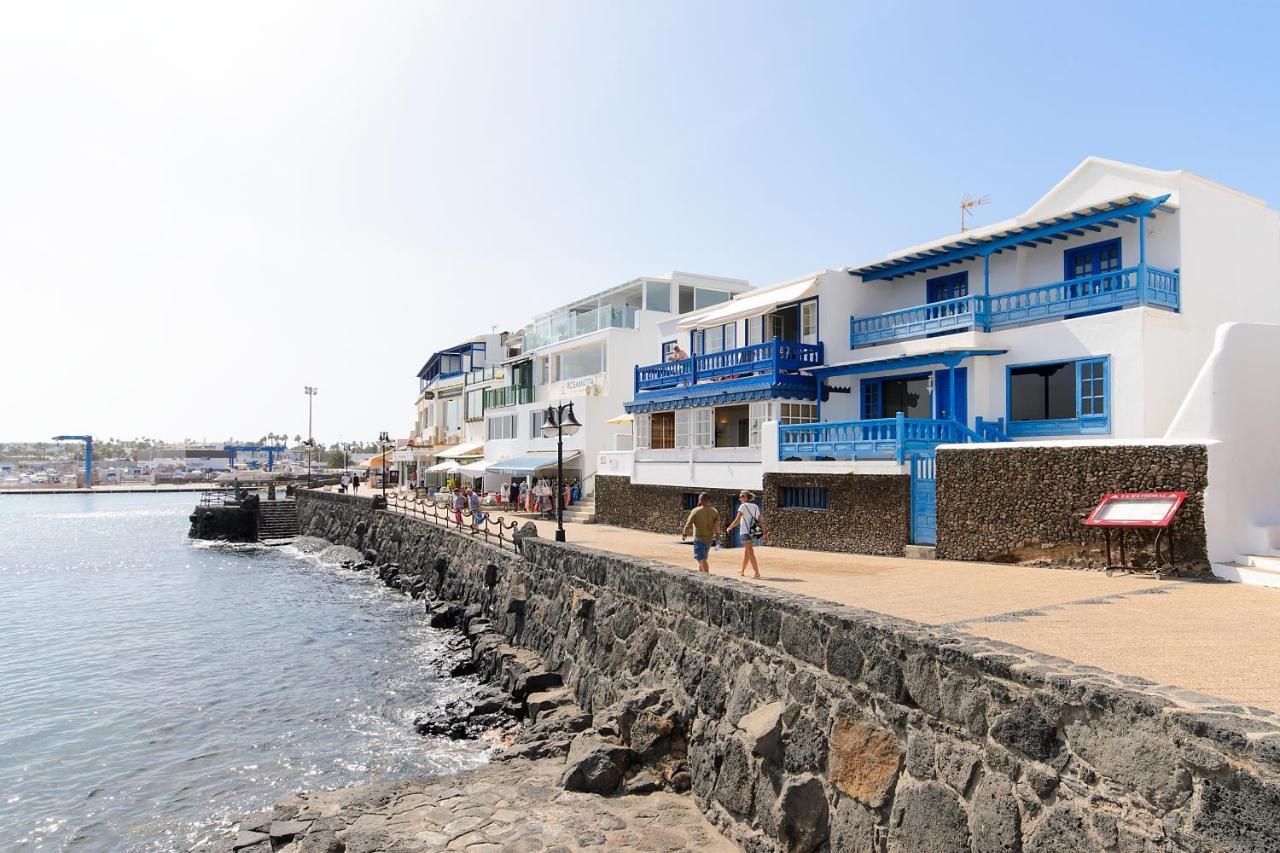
[
  {"x1": 52, "y1": 435, "x2": 93, "y2": 488},
  {"x1": 223, "y1": 444, "x2": 287, "y2": 471}
]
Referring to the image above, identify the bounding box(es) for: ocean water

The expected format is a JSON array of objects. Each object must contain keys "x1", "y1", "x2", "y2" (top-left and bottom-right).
[{"x1": 0, "y1": 492, "x2": 488, "y2": 851}]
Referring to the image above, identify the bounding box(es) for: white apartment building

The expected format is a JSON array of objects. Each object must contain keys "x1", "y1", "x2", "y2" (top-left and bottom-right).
[
  {"x1": 409, "y1": 333, "x2": 507, "y2": 484},
  {"x1": 478, "y1": 271, "x2": 750, "y2": 494},
  {"x1": 620, "y1": 158, "x2": 1280, "y2": 545}
]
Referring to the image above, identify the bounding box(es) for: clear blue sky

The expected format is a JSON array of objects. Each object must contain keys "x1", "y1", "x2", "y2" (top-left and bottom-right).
[{"x1": 2, "y1": 1, "x2": 1277, "y2": 442}]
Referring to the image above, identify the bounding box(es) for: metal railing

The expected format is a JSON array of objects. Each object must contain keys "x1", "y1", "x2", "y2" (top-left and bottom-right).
[
  {"x1": 778, "y1": 413, "x2": 968, "y2": 464},
  {"x1": 525, "y1": 304, "x2": 639, "y2": 350},
  {"x1": 483, "y1": 384, "x2": 535, "y2": 409},
  {"x1": 634, "y1": 338, "x2": 824, "y2": 393},
  {"x1": 849, "y1": 265, "x2": 1180, "y2": 347},
  {"x1": 384, "y1": 491, "x2": 522, "y2": 551}
]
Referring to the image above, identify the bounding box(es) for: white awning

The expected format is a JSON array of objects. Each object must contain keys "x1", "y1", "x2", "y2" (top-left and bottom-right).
[
  {"x1": 437, "y1": 441, "x2": 485, "y2": 459},
  {"x1": 677, "y1": 274, "x2": 819, "y2": 330},
  {"x1": 425, "y1": 460, "x2": 461, "y2": 473},
  {"x1": 458, "y1": 460, "x2": 490, "y2": 478}
]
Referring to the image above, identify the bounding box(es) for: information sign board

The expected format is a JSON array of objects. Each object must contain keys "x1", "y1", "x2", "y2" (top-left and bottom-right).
[{"x1": 1084, "y1": 492, "x2": 1186, "y2": 528}]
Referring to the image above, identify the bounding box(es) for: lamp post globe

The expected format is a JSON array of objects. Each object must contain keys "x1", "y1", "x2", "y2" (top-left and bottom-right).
[{"x1": 540, "y1": 402, "x2": 579, "y2": 543}]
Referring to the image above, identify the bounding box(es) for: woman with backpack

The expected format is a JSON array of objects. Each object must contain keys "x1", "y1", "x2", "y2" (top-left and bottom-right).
[{"x1": 728, "y1": 490, "x2": 766, "y2": 580}]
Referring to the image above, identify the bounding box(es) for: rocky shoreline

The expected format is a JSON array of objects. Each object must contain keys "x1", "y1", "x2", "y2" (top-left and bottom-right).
[{"x1": 202, "y1": 537, "x2": 733, "y2": 853}]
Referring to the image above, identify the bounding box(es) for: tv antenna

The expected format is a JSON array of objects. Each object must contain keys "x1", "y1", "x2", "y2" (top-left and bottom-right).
[{"x1": 960, "y1": 194, "x2": 991, "y2": 232}]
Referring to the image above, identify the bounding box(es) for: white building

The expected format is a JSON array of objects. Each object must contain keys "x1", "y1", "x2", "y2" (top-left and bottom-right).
[
  {"x1": 479, "y1": 271, "x2": 750, "y2": 495},
  {"x1": 410, "y1": 333, "x2": 507, "y2": 484},
  {"x1": 621, "y1": 158, "x2": 1280, "y2": 543}
]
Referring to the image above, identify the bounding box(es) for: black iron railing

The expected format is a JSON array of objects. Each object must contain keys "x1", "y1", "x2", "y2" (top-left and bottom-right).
[{"x1": 384, "y1": 491, "x2": 522, "y2": 551}]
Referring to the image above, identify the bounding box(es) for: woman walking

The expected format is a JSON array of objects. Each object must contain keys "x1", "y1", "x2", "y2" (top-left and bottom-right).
[{"x1": 728, "y1": 490, "x2": 766, "y2": 579}]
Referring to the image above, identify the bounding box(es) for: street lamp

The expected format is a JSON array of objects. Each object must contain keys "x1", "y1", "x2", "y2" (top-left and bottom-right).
[
  {"x1": 378, "y1": 431, "x2": 391, "y2": 504},
  {"x1": 539, "y1": 402, "x2": 582, "y2": 542},
  {"x1": 304, "y1": 386, "x2": 318, "y2": 484}
]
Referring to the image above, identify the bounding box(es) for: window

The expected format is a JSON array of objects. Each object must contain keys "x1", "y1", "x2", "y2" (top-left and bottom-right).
[
  {"x1": 443, "y1": 397, "x2": 462, "y2": 432},
  {"x1": 745, "y1": 315, "x2": 764, "y2": 346},
  {"x1": 714, "y1": 404, "x2": 750, "y2": 447},
  {"x1": 635, "y1": 413, "x2": 651, "y2": 449},
  {"x1": 558, "y1": 343, "x2": 605, "y2": 381},
  {"x1": 1065, "y1": 239, "x2": 1122, "y2": 280},
  {"x1": 661, "y1": 340, "x2": 678, "y2": 361},
  {"x1": 927, "y1": 272, "x2": 969, "y2": 303},
  {"x1": 778, "y1": 402, "x2": 818, "y2": 425},
  {"x1": 694, "y1": 288, "x2": 731, "y2": 310},
  {"x1": 465, "y1": 388, "x2": 485, "y2": 421},
  {"x1": 748, "y1": 401, "x2": 771, "y2": 447},
  {"x1": 675, "y1": 410, "x2": 690, "y2": 448},
  {"x1": 646, "y1": 281, "x2": 671, "y2": 313},
  {"x1": 682, "y1": 493, "x2": 700, "y2": 510},
  {"x1": 678, "y1": 285, "x2": 695, "y2": 314},
  {"x1": 652, "y1": 411, "x2": 676, "y2": 449},
  {"x1": 780, "y1": 486, "x2": 829, "y2": 511},
  {"x1": 861, "y1": 376, "x2": 930, "y2": 419},
  {"x1": 861, "y1": 380, "x2": 882, "y2": 420},
  {"x1": 530, "y1": 410, "x2": 545, "y2": 438},
  {"x1": 723, "y1": 322, "x2": 737, "y2": 351},
  {"x1": 1007, "y1": 356, "x2": 1110, "y2": 436},
  {"x1": 693, "y1": 408, "x2": 714, "y2": 448},
  {"x1": 486, "y1": 414, "x2": 517, "y2": 440},
  {"x1": 800, "y1": 300, "x2": 817, "y2": 344}
]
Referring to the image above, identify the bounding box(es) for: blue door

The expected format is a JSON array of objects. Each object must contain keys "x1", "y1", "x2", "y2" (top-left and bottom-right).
[
  {"x1": 910, "y1": 452, "x2": 937, "y2": 545},
  {"x1": 933, "y1": 367, "x2": 968, "y2": 425},
  {"x1": 729, "y1": 496, "x2": 742, "y2": 548}
]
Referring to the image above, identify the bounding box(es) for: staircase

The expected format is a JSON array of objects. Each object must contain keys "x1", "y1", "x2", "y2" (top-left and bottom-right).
[
  {"x1": 257, "y1": 500, "x2": 301, "y2": 543},
  {"x1": 1213, "y1": 554, "x2": 1280, "y2": 589},
  {"x1": 559, "y1": 497, "x2": 596, "y2": 525}
]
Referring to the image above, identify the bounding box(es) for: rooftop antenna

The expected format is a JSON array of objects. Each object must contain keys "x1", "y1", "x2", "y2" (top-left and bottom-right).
[{"x1": 960, "y1": 193, "x2": 991, "y2": 232}]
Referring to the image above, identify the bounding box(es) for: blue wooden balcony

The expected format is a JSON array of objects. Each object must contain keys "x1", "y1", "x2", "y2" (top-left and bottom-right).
[
  {"x1": 779, "y1": 413, "x2": 1001, "y2": 464},
  {"x1": 634, "y1": 339, "x2": 824, "y2": 394},
  {"x1": 850, "y1": 265, "x2": 1179, "y2": 348}
]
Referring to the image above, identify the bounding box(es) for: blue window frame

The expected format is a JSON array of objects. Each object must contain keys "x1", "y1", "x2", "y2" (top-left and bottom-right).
[
  {"x1": 1006, "y1": 356, "x2": 1110, "y2": 437},
  {"x1": 927, "y1": 271, "x2": 969, "y2": 303},
  {"x1": 860, "y1": 373, "x2": 931, "y2": 419},
  {"x1": 780, "y1": 486, "x2": 829, "y2": 511},
  {"x1": 860, "y1": 378, "x2": 882, "y2": 419},
  {"x1": 661, "y1": 340, "x2": 678, "y2": 360},
  {"x1": 1064, "y1": 239, "x2": 1121, "y2": 280}
]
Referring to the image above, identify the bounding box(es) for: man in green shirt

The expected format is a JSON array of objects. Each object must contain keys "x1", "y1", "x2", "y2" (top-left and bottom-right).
[{"x1": 681, "y1": 492, "x2": 722, "y2": 573}]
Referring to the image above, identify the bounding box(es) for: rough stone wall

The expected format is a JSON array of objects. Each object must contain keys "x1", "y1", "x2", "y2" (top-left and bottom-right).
[
  {"x1": 594, "y1": 475, "x2": 739, "y2": 539},
  {"x1": 596, "y1": 473, "x2": 910, "y2": 556},
  {"x1": 298, "y1": 490, "x2": 1280, "y2": 853},
  {"x1": 937, "y1": 444, "x2": 1210, "y2": 572},
  {"x1": 761, "y1": 473, "x2": 909, "y2": 556}
]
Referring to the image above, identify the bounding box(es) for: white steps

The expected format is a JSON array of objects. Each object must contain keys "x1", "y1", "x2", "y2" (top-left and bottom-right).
[
  {"x1": 559, "y1": 499, "x2": 596, "y2": 524},
  {"x1": 1212, "y1": 554, "x2": 1280, "y2": 589}
]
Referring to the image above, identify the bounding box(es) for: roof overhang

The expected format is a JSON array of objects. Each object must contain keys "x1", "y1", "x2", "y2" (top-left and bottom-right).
[
  {"x1": 625, "y1": 374, "x2": 818, "y2": 413},
  {"x1": 485, "y1": 451, "x2": 582, "y2": 476},
  {"x1": 805, "y1": 348, "x2": 1008, "y2": 380},
  {"x1": 436, "y1": 441, "x2": 485, "y2": 459},
  {"x1": 847, "y1": 194, "x2": 1173, "y2": 282}
]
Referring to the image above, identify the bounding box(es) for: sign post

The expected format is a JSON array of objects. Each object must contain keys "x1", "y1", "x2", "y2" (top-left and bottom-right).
[{"x1": 1082, "y1": 491, "x2": 1187, "y2": 575}]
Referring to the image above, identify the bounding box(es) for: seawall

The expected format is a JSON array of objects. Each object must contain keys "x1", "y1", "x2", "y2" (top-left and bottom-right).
[{"x1": 299, "y1": 489, "x2": 1280, "y2": 852}]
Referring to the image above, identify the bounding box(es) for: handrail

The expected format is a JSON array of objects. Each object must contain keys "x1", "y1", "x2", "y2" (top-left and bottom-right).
[
  {"x1": 634, "y1": 338, "x2": 823, "y2": 392},
  {"x1": 850, "y1": 265, "x2": 1181, "y2": 347},
  {"x1": 383, "y1": 491, "x2": 522, "y2": 551}
]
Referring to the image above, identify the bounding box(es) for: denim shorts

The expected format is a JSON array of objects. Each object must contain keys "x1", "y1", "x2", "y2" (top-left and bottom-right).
[{"x1": 692, "y1": 540, "x2": 711, "y2": 561}]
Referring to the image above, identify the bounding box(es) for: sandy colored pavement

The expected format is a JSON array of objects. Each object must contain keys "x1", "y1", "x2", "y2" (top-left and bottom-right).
[
  {"x1": 521, "y1": 517, "x2": 1280, "y2": 713},
  {"x1": 358, "y1": 487, "x2": 1280, "y2": 713}
]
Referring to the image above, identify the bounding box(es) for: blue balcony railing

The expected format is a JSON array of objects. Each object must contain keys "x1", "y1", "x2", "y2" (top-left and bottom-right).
[
  {"x1": 634, "y1": 338, "x2": 824, "y2": 394},
  {"x1": 778, "y1": 413, "x2": 999, "y2": 464},
  {"x1": 850, "y1": 265, "x2": 1179, "y2": 347}
]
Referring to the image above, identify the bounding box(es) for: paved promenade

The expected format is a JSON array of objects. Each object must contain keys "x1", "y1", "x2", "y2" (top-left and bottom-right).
[{"x1": 518, "y1": 517, "x2": 1280, "y2": 713}]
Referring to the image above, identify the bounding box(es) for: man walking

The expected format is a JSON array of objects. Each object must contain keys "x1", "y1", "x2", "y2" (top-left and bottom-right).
[{"x1": 681, "y1": 493, "x2": 721, "y2": 573}]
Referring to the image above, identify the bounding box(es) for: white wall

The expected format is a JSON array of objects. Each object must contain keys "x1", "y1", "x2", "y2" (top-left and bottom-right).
[{"x1": 1165, "y1": 323, "x2": 1280, "y2": 568}]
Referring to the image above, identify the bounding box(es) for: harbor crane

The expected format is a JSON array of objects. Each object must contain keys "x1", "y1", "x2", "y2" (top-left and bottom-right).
[{"x1": 52, "y1": 434, "x2": 93, "y2": 488}]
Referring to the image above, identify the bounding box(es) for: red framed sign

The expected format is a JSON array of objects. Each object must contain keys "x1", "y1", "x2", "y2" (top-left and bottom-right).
[{"x1": 1083, "y1": 491, "x2": 1187, "y2": 528}]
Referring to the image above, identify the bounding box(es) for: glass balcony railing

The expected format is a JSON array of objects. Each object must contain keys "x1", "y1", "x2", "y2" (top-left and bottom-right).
[
  {"x1": 483, "y1": 385, "x2": 535, "y2": 409},
  {"x1": 525, "y1": 305, "x2": 639, "y2": 350}
]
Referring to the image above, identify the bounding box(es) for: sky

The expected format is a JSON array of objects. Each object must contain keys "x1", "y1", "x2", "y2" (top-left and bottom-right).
[{"x1": 2, "y1": 0, "x2": 1278, "y2": 445}]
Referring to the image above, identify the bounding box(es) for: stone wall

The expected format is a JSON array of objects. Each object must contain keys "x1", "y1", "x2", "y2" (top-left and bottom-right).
[
  {"x1": 761, "y1": 472, "x2": 909, "y2": 556},
  {"x1": 936, "y1": 443, "x2": 1210, "y2": 572},
  {"x1": 297, "y1": 490, "x2": 1280, "y2": 853},
  {"x1": 595, "y1": 475, "x2": 739, "y2": 538},
  {"x1": 596, "y1": 473, "x2": 910, "y2": 556}
]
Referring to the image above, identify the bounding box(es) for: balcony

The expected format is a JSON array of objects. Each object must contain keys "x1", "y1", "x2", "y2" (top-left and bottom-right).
[
  {"x1": 525, "y1": 305, "x2": 639, "y2": 351},
  {"x1": 778, "y1": 413, "x2": 1004, "y2": 464},
  {"x1": 483, "y1": 385, "x2": 534, "y2": 409},
  {"x1": 634, "y1": 339, "x2": 824, "y2": 394},
  {"x1": 850, "y1": 265, "x2": 1179, "y2": 348}
]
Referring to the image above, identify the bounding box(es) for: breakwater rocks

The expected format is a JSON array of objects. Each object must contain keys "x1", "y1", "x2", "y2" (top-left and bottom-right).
[{"x1": 291, "y1": 491, "x2": 1280, "y2": 853}]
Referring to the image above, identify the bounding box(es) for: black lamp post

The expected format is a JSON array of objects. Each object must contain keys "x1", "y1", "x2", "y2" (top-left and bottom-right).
[
  {"x1": 304, "y1": 385, "x2": 318, "y2": 484},
  {"x1": 378, "y1": 431, "x2": 391, "y2": 503},
  {"x1": 539, "y1": 402, "x2": 582, "y2": 542}
]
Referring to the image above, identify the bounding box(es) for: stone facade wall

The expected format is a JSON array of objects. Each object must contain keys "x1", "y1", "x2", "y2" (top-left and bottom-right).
[
  {"x1": 297, "y1": 490, "x2": 1280, "y2": 853},
  {"x1": 594, "y1": 475, "x2": 740, "y2": 538},
  {"x1": 596, "y1": 473, "x2": 910, "y2": 556},
  {"x1": 936, "y1": 443, "x2": 1210, "y2": 572},
  {"x1": 761, "y1": 473, "x2": 909, "y2": 556}
]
